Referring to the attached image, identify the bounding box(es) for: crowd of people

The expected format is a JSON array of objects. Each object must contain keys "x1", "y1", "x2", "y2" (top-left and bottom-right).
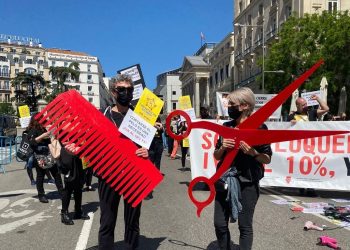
[{"x1": 19, "y1": 73, "x2": 348, "y2": 250}]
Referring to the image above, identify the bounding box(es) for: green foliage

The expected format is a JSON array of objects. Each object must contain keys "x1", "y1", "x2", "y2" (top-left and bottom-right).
[
  {"x1": 263, "y1": 11, "x2": 350, "y2": 116},
  {"x1": 48, "y1": 62, "x2": 80, "y2": 101},
  {"x1": 0, "y1": 103, "x2": 16, "y2": 115},
  {"x1": 11, "y1": 72, "x2": 50, "y2": 111}
]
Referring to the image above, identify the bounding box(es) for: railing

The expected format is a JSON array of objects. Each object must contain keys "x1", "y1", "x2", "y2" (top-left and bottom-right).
[
  {"x1": 0, "y1": 72, "x2": 10, "y2": 77},
  {"x1": 0, "y1": 136, "x2": 12, "y2": 173}
]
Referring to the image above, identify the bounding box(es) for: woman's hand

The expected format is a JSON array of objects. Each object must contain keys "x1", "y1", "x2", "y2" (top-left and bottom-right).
[
  {"x1": 239, "y1": 141, "x2": 258, "y2": 157},
  {"x1": 135, "y1": 147, "x2": 149, "y2": 158},
  {"x1": 222, "y1": 138, "x2": 236, "y2": 150},
  {"x1": 63, "y1": 142, "x2": 80, "y2": 154}
]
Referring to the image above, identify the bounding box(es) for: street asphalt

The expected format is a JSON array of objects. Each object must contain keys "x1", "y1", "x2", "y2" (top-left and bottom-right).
[{"x1": 0, "y1": 149, "x2": 349, "y2": 250}]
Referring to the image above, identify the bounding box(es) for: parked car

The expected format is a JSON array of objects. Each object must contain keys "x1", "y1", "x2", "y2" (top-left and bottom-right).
[{"x1": 0, "y1": 115, "x2": 17, "y2": 145}]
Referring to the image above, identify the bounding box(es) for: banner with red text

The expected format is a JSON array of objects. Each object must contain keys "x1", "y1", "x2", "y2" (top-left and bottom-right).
[{"x1": 188, "y1": 121, "x2": 350, "y2": 190}]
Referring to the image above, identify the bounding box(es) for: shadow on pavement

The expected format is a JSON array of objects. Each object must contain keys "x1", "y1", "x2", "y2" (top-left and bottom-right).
[
  {"x1": 179, "y1": 181, "x2": 210, "y2": 191},
  {"x1": 0, "y1": 193, "x2": 25, "y2": 198},
  {"x1": 82, "y1": 201, "x2": 100, "y2": 214},
  {"x1": 177, "y1": 167, "x2": 191, "y2": 172},
  {"x1": 168, "y1": 239, "x2": 205, "y2": 249},
  {"x1": 207, "y1": 240, "x2": 239, "y2": 250}
]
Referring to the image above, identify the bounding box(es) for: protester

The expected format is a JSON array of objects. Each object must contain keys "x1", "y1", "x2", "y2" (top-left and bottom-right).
[
  {"x1": 213, "y1": 87, "x2": 272, "y2": 250},
  {"x1": 27, "y1": 115, "x2": 64, "y2": 203},
  {"x1": 178, "y1": 120, "x2": 189, "y2": 169},
  {"x1": 146, "y1": 116, "x2": 164, "y2": 199},
  {"x1": 98, "y1": 74, "x2": 149, "y2": 250},
  {"x1": 59, "y1": 142, "x2": 90, "y2": 225},
  {"x1": 288, "y1": 95, "x2": 329, "y2": 197},
  {"x1": 84, "y1": 165, "x2": 95, "y2": 192},
  {"x1": 170, "y1": 115, "x2": 181, "y2": 159},
  {"x1": 200, "y1": 105, "x2": 213, "y2": 119},
  {"x1": 288, "y1": 95, "x2": 329, "y2": 122}
]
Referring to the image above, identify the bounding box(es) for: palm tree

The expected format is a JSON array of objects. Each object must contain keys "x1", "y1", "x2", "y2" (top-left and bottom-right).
[
  {"x1": 11, "y1": 72, "x2": 50, "y2": 112},
  {"x1": 49, "y1": 62, "x2": 80, "y2": 96}
]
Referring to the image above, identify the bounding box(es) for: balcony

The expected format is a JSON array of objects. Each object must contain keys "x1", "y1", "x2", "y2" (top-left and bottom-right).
[
  {"x1": 87, "y1": 91, "x2": 94, "y2": 96},
  {"x1": 0, "y1": 72, "x2": 10, "y2": 77}
]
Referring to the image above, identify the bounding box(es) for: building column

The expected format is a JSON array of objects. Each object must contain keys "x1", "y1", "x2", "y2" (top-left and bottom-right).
[
  {"x1": 206, "y1": 77, "x2": 210, "y2": 106},
  {"x1": 194, "y1": 78, "x2": 200, "y2": 116}
]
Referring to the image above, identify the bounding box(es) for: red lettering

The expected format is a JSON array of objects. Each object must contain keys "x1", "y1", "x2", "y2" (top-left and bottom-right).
[
  {"x1": 203, "y1": 151, "x2": 208, "y2": 169},
  {"x1": 275, "y1": 142, "x2": 287, "y2": 152},
  {"x1": 303, "y1": 138, "x2": 315, "y2": 154},
  {"x1": 202, "y1": 132, "x2": 212, "y2": 149},
  {"x1": 318, "y1": 136, "x2": 331, "y2": 154},
  {"x1": 332, "y1": 135, "x2": 345, "y2": 153},
  {"x1": 289, "y1": 140, "x2": 301, "y2": 153}
]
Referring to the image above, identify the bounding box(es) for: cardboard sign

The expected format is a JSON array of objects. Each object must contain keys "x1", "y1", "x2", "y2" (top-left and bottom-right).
[
  {"x1": 19, "y1": 117, "x2": 31, "y2": 128},
  {"x1": 301, "y1": 91, "x2": 322, "y2": 106},
  {"x1": 254, "y1": 94, "x2": 282, "y2": 120},
  {"x1": 179, "y1": 96, "x2": 192, "y2": 110},
  {"x1": 119, "y1": 109, "x2": 156, "y2": 149},
  {"x1": 182, "y1": 138, "x2": 189, "y2": 148},
  {"x1": 18, "y1": 105, "x2": 30, "y2": 118},
  {"x1": 134, "y1": 88, "x2": 164, "y2": 125}
]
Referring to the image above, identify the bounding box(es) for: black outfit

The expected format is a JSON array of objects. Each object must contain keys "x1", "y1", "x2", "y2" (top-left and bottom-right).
[
  {"x1": 287, "y1": 109, "x2": 317, "y2": 121},
  {"x1": 85, "y1": 167, "x2": 94, "y2": 188},
  {"x1": 214, "y1": 120, "x2": 272, "y2": 250},
  {"x1": 60, "y1": 147, "x2": 86, "y2": 216},
  {"x1": 98, "y1": 107, "x2": 142, "y2": 250},
  {"x1": 28, "y1": 128, "x2": 63, "y2": 199},
  {"x1": 149, "y1": 127, "x2": 164, "y2": 170},
  {"x1": 178, "y1": 121, "x2": 188, "y2": 168}
]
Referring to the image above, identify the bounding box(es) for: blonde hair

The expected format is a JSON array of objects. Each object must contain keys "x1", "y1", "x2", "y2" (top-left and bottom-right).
[{"x1": 227, "y1": 87, "x2": 255, "y2": 115}]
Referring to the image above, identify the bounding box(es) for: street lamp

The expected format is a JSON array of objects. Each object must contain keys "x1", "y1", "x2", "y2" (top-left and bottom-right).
[{"x1": 235, "y1": 23, "x2": 265, "y2": 93}]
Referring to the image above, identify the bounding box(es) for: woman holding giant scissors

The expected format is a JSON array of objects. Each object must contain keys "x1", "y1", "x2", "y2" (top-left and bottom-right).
[{"x1": 213, "y1": 87, "x2": 272, "y2": 250}]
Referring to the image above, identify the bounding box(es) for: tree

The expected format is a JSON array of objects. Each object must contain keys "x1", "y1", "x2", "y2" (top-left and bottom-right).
[
  {"x1": 48, "y1": 62, "x2": 80, "y2": 100},
  {"x1": 0, "y1": 103, "x2": 16, "y2": 115},
  {"x1": 11, "y1": 73, "x2": 50, "y2": 112},
  {"x1": 262, "y1": 11, "x2": 350, "y2": 116}
]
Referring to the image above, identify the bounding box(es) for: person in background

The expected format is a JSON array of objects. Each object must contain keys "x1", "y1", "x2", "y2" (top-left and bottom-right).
[
  {"x1": 27, "y1": 115, "x2": 63, "y2": 203},
  {"x1": 98, "y1": 74, "x2": 149, "y2": 250},
  {"x1": 59, "y1": 141, "x2": 90, "y2": 225},
  {"x1": 146, "y1": 116, "x2": 164, "y2": 200},
  {"x1": 200, "y1": 105, "x2": 213, "y2": 119},
  {"x1": 84, "y1": 164, "x2": 95, "y2": 192},
  {"x1": 288, "y1": 95, "x2": 329, "y2": 197},
  {"x1": 213, "y1": 87, "x2": 272, "y2": 250},
  {"x1": 170, "y1": 115, "x2": 181, "y2": 159},
  {"x1": 178, "y1": 120, "x2": 189, "y2": 169}
]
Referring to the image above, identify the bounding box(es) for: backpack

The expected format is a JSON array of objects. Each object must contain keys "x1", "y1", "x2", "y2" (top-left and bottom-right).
[{"x1": 16, "y1": 132, "x2": 34, "y2": 161}]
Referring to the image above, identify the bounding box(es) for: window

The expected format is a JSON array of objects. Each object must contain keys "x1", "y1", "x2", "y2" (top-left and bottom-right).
[
  {"x1": 5, "y1": 94, "x2": 10, "y2": 102},
  {"x1": 0, "y1": 47, "x2": 3, "y2": 52},
  {"x1": 2, "y1": 66, "x2": 9, "y2": 76},
  {"x1": 328, "y1": 0, "x2": 338, "y2": 12},
  {"x1": 259, "y1": 4, "x2": 263, "y2": 16},
  {"x1": 220, "y1": 68, "x2": 224, "y2": 81},
  {"x1": 209, "y1": 76, "x2": 213, "y2": 88},
  {"x1": 39, "y1": 71, "x2": 44, "y2": 76},
  {"x1": 248, "y1": 15, "x2": 252, "y2": 25},
  {"x1": 88, "y1": 97, "x2": 93, "y2": 103},
  {"x1": 15, "y1": 69, "x2": 19, "y2": 75},
  {"x1": 88, "y1": 86, "x2": 92, "y2": 91},
  {"x1": 64, "y1": 62, "x2": 68, "y2": 67},
  {"x1": 87, "y1": 64, "x2": 91, "y2": 72},
  {"x1": 75, "y1": 85, "x2": 80, "y2": 90},
  {"x1": 14, "y1": 57, "x2": 19, "y2": 63},
  {"x1": 239, "y1": 1, "x2": 243, "y2": 13},
  {"x1": 38, "y1": 59, "x2": 43, "y2": 65},
  {"x1": 172, "y1": 102, "x2": 176, "y2": 110},
  {"x1": 25, "y1": 58, "x2": 33, "y2": 64},
  {"x1": 10, "y1": 48, "x2": 16, "y2": 53},
  {"x1": 225, "y1": 64, "x2": 229, "y2": 78},
  {"x1": 4, "y1": 81, "x2": 9, "y2": 90},
  {"x1": 172, "y1": 90, "x2": 176, "y2": 95},
  {"x1": 0, "y1": 56, "x2": 7, "y2": 62},
  {"x1": 215, "y1": 72, "x2": 218, "y2": 84},
  {"x1": 25, "y1": 68, "x2": 36, "y2": 75},
  {"x1": 52, "y1": 61, "x2": 56, "y2": 66},
  {"x1": 87, "y1": 75, "x2": 92, "y2": 83}
]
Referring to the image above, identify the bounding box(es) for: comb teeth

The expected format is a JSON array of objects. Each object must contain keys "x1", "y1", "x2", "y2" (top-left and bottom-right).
[{"x1": 36, "y1": 90, "x2": 163, "y2": 206}]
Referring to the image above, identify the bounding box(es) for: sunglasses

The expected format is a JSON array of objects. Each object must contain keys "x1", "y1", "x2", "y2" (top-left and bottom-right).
[{"x1": 114, "y1": 86, "x2": 134, "y2": 93}]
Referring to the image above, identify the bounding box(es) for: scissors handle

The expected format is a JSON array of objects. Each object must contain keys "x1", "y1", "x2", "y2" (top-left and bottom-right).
[
  {"x1": 165, "y1": 110, "x2": 192, "y2": 141},
  {"x1": 188, "y1": 176, "x2": 216, "y2": 217}
]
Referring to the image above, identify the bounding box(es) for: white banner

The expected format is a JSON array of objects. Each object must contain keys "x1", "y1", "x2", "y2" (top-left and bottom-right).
[
  {"x1": 254, "y1": 94, "x2": 282, "y2": 120},
  {"x1": 216, "y1": 92, "x2": 229, "y2": 116},
  {"x1": 188, "y1": 121, "x2": 350, "y2": 190}
]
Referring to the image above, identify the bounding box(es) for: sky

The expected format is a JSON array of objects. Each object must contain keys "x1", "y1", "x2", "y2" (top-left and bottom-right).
[{"x1": 2, "y1": 0, "x2": 233, "y2": 90}]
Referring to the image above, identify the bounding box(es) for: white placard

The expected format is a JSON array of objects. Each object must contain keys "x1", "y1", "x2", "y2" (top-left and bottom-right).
[
  {"x1": 120, "y1": 66, "x2": 141, "y2": 82},
  {"x1": 301, "y1": 90, "x2": 322, "y2": 106},
  {"x1": 216, "y1": 92, "x2": 229, "y2": 116},
  {"x1": 254, "y1": 94, "x2": 282, "y2": 120},
  {"x1": 132, "y1": 83, "x2": 144, "y2": 101},
  {"x1": 183, "y1": 108, "x2": 196, "y2": 121},
  {"x1": 119, "y1": 109, "x2": 156, "y2": 149},
  {"x1": 19, "y1": 117, "x2": 31, "y2": 128}
]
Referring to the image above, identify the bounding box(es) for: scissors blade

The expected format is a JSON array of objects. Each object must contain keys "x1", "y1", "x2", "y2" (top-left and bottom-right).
[
  {"x1": 238, "y1": 59, "x2": 324, "y2": 130},
  {"x1": 238, "y1": 129, "x2": 349, "y2": 146}
]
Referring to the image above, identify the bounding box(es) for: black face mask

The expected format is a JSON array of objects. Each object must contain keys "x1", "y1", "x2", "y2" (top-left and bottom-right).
[
  {"x1": 116, "y1": 91, "x2": 133, "y2": 107},
  {"x1": 228, "y1": 106, "x2": 242, "y2": 120}
]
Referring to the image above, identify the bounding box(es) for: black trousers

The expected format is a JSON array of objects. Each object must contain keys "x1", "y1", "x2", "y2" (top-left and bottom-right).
[
  {"x1": 36, "y1": 164, "x2": 63, "y2": 197},
  {"x1": 85, "y1": 167, "x2": 94, "y2": 187},
  {"x1": 98, "y1": 178, "x2": 141, "y2": 250},
  {"x1": 167, "y1": 136, "x2": 174, "y2": 155},
  {"x1": 214, "y1": 182, "x2": 259, "y2": 250},
  {"x1": 149, "y1": 138, "x2": 164, "y2": 170},
  {"x1": 180, "y1": 143, "x2": 188, "y2": 167},
  {"x1": 62, "y1": 178, "x2": 83, "y2": 213}
]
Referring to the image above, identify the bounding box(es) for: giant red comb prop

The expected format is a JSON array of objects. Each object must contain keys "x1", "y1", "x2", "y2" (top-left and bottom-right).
[
  {"x1": 166, "y1": 59, "x2": 350, "y2": 216},
  {"x1": 35, "y1": 91, "x2": 163, "y2": 207}
]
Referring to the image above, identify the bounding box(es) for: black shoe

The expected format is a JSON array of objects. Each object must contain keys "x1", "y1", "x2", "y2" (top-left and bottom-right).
[
  {"x1": 145, "y1": 193, "x2": 153, "y2": 200},
  {"x1": 85, "y1": 186, "x2": 96, "y2": 192},
  {"x1": 74, "y1": 211, "x2": 90, "y2": 220},
  {"x1": 61, "y1": 212, "x2": 74, "y2": 225},
  {"x1": 39, "y1": 195, "x2": 49, "y2": 203}
]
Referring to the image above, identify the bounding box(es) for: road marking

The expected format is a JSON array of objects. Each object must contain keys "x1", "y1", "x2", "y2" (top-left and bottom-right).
[
  {"x1": 262, "y1": 187, "x2": 350, "y2": 231},
  {"x1": 75, "y1": 212, "x2": 94, "y2": 250}
]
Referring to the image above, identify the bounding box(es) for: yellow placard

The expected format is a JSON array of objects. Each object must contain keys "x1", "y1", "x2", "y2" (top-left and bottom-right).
[
  {"x1": 134, "y1": 88, "x2": 164, "y2": 125},
  {"x1": 182, "y1": 138, "x2": 189, "y2": 148},
  {"x1": 18, "y1": 105, "x2": 31, "y2": 118},
  {"x1": 178, "y1": 96, "x2": 192, "y2": 110}
]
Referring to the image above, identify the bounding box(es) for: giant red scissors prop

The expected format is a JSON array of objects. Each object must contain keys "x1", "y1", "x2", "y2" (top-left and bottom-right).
[{"x1": 166, "y1": 60, "x2": 349, "y2": 217}]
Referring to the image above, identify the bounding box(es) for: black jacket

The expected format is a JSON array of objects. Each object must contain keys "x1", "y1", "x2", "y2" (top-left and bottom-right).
[{"x1": 60, "y1": 147, "x2": 85, "y2": 184}]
